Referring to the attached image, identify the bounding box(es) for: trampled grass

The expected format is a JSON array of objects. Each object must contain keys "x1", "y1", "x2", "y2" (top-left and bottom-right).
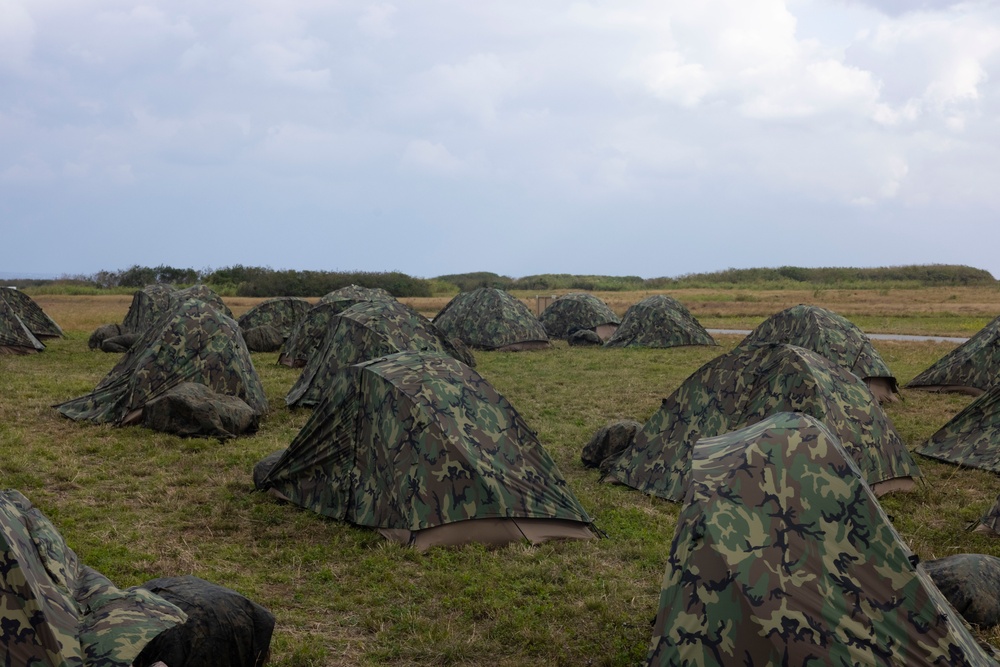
[{"x1": 3, "y1": 288, "x2": 1000, "y2": 664}]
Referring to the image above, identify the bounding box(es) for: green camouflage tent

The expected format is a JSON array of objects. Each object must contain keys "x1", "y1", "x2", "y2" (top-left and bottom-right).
[
  {"x1": 0, "y1": 298, "x2": 45, "y2": 355},
  {"x1": 0, "y1": 489, "x2": 186, "y2": 666},
  {"x1": 286, "y1": 299, "x2": 473, "y2": 408},
  {"x1": 916, "y1": 384, "x2": 1000, "y2": 474},
  {"x1": 646, "y1": 412, "x2": 995, "y2": 666},
  {"x1": 91, "y1": 285, "x2": 234, "y2": 353},
  {"x1": 603, "y1": 343, "x2": 920, "y2": 500},
  {"x1": 169, "y1": 285, "x2": 233, "y2": 319},
  {"x1": 734, "y1": 304, "x2": 899, "y2": 402},
  {"x1": 0, "y1": 287, "x2": 63, "y2": 338},
  {"x1": 55, "y1": 297, "x2": 267, "y2": 430},
  {"x1": 433, "y1": 288, "x2": 549, "y2": 351},
  {"x1": 238, "y1": 296, "x2": 310, "y2": 337},
  {"x1": 318, "y1": 284, "x2": 394, "y2": 308},
  {"x1": 603, "y1": 294, "x2": 715, "y2": 348},
  {"x1": 257, "y1": 351, "x2": 594, "y2": 549},
  {"x1": 279, "y1": 286, "x2": 396, "y2": 367},
  {"x1": 238, "y1": 296, "x2": 311, "y2": 352},
  {"x1": 907, "y1": 315, "x2": 1000, "y2": 396},
  {"x1": 120, "y1": 284, "x2": 178, "y2": 335},
  {"x1": 538, "y1": 293, "x2": 621, "y2": 341}
]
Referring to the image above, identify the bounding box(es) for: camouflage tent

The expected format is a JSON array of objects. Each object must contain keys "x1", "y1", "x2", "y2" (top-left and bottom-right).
[
  {"x1": 0, "y1": 297, "x2": 45, "y2": 355},
  {"x1": 286, "y1": 299, "x2": 474, "y2": 408},
  {"x1": 603, "y1": 294, "x2": 715, "y2": 348},
  {"x1": 646, "y1": 412, "x2": 995, "y2": 666},
  {"x1": 92, "y1": 285, "x2": 234, "y2": 353},
  {"x1": 256, "y1": 351, "x2": 594, "y2": 549},
  {"x1": 433, "y1": 288, "x2": 549, "y2": 351},
  {"x1": 603, "y1": 343, "x2": 920, "y2": 501},
  {"x1": 916, "y1": 384, "x2": 1000, "y2": 474},
  {"x1": 238, "y1": 296, "x2": 311, "y2": 352},
  {"x1": 238, "y1": 296, "x2": 310, "y2": 337},
  {"x1": 120, "y1": 284, "x2": 178, "y2": 335},
  {"x1": 0, "y1": 287, "x2": 63, "y2": 338},
  {"x1": 907, "y1": 315, "x2": 1000, "y2": 395},
  {"x1": 538, "y1": 293, "x2": 621, "y2": 341},
  {"x1": 279, "y1": 286, "x2": 396, "y2": 367},
  {"x1": 0, "y1": 489, "x2": 186, "y2": 666},
  {"x1": 318, "y1": 284, "x2": 394, "y2": 308},
  {"x1": 55, "y1": 297, "x2": 267, "y2": 431},
  {"x1": 734, "y1": 304, "x2": 899, "y2": 402}
]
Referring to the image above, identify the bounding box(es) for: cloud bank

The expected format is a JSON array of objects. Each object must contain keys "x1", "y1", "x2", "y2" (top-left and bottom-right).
[{"x1": 2, "y1": 0, "x2": 999, "y2": 278}]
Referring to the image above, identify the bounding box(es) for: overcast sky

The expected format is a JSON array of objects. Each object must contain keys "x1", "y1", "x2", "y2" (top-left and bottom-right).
[{"x1": 2, "y1": 0, "x2": 999, "y2": 279}]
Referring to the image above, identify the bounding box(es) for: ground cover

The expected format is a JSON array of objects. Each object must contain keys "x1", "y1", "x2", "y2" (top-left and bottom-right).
[{"x1": 3, "y1": 288, "x2": 1000, "y2": 664}]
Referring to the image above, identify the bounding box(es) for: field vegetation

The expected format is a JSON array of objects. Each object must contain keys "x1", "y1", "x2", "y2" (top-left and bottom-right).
[
  {"x1": 8, "y1": 262, "x2": 995, "y2": 299},
  {"x1": 4, "y1": 285, "x2": 1000, "y2": 664}
]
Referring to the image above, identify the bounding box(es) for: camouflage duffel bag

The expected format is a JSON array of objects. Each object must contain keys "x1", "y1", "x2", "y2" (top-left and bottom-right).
[
  {"x1": 142, "y1": 382, "x2": 260, "y2": 439},
  {"x1": 923, "y1": 553, "x2": 1000, "y2": 627},
  {"x1": 133, "y1": 575, "x2": 275, "y2": 667}
]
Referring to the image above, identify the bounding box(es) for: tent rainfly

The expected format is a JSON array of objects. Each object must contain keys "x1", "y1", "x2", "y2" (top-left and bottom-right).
[
  {"x1": 646, "y1": 412, "x2": 995, "y2": 666},
  {"x1": 256, "y1": 351, "x2": 594, "y2": 549},
  {"x1": 602, "y1": 343, "x2": 920, "y2": 500}
]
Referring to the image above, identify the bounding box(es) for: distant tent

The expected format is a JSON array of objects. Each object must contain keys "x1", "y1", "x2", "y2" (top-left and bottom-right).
[
  {"x1": 170, "y1": 285, "x2": 233, "y2": 319},
  {"x1": 318, "y1": 284, "x2": 394, "y2": 308},
  {"x1": 92, "y1": 284, "x2": 234, "y2": 353},
  {"x1": 538, "y1": 293, "x2": 621, "y2": 341},
  {"x1": 121, "y1": 284, "x2": 178, "y2": 335},
  {"x1": 0, "y1": 298, "x2": 45, "y2": 355},
  {"x1": 238, "y1": 296, "x2": 311, "y2": 352},
  {"x1": 0, "y1": 489, "x2": 186, "y2": 666},
  {"x1": 646, "y1": 412, "x2": 994, "y2": 666},
  {"x1": 55, "y1": 297, "x2": 267, "y2": 433},
  {"x1": 286, "y1": 299, "x2": 473, "y2": 408},
  {"x1": 907, "y1": 315, "x2": 1000, "y2": 395},
  {"x1": 0, "y1": 287, "x2": 63, "y2": 338},
  {"x1": 916, "y1": 384, "x2": 1000, "y2": 474},
  {"x1": 602, "y1": 343, "x2": 920, "y2": 500},
  {"x1": 256, "y1": 351, "x2": 594, "y2": 549},
  {"x1": 238, "y1": 296, "x2": 310, "y2": 337},
  {"x1": 734, "y1": 304, "x2": 899, "y2": 402},
  {"x1": 279, "y1": 285, "x2": 396, "y2": 367},
  {"x1": 603, "y1": 294, "x2": 715, "y2": 348},
  {"x1": 433, "y1": 288, "x2": 550, "y2": 351}
]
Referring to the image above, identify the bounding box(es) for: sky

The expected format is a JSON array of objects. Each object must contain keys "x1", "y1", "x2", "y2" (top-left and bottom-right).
[{"x1": 2, "y1": 0, "x2": 999, "y2": 280}]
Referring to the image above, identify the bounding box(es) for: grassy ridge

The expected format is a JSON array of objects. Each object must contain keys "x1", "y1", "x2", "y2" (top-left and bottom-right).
[{"x1": 4, "y1": 292, "x2": 1000, "y2": 664}]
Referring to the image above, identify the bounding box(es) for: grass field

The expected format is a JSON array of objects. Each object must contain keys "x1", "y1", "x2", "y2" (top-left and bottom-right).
[{"x1": 4, "y1": 287, "x2": 1000, "y2": 665}]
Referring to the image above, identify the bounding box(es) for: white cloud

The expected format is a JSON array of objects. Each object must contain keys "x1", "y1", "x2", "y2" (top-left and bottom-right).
[
  {"x1": 0, "y1": 159, "x2": 53, "y2": 184},
  {"x1": 632, "y1": 51, "x2": 713, "y2": 107},
  {"x1": 0, "y1": 0, "x2": 35, "y2": 72},
  {"x1": 5, "y1": 0, "x2": 1000, "y2": 277},
  {"x1": 358, "y1": 4, "x2": 396, "y2": 39},
  {"x1": 405, "y1": 53, "x2": 520, "y2": 124},
  {"x1": 400, "y1": 139, "x2": 465, "y2": 175},
  {"x1": 851, "y1": 7, "x2": 1000, "y2": 128},
  {"x1": 236, "y1": 38, "x2": 332, "y2": 91}
]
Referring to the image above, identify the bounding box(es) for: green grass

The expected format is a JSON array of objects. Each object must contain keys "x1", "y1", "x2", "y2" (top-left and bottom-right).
[{"x1": 4, "y1": 302, "x2": 1000, "y2": 663}]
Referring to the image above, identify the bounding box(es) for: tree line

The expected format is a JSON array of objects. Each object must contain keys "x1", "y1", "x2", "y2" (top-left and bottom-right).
[
  {"x1": 437, "y1": 265, "x2": 996, "y2": 291},
  {"x1": 50, "y1": 265, "x2": 433, "y2": 297},
  {"x1": 10, "y1": 263, "x2": 995, "y2": 296}
]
